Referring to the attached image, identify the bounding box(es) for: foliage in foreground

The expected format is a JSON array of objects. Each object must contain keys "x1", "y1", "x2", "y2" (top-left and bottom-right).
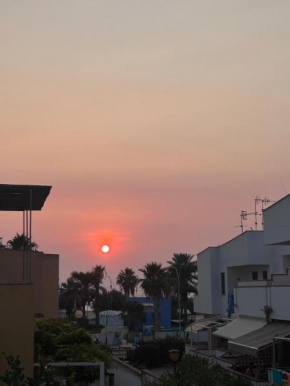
[
  {"x1": 145, "y1": 355, "x2": 252, "y2": 386},
  {"x1": 35, "y1": 318, "x2": 112, "y2": 384},
  {"x1": 0, "y1": 355, "x2": 62, "y2": 386},
  {"x1": 130, "y1": 336, "x2": 185, "y2": 367}
]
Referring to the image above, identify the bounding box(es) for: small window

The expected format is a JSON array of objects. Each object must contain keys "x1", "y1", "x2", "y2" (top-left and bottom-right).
[
  {"x1": 263, "y1": 271, "x2": 268, "y2": 280},
  {"x1": 221, "y1": 273, "x2": 225, "y2": 294},
  {"x1": 252, "y1": 271, "x2": 258, "y2": 280}
]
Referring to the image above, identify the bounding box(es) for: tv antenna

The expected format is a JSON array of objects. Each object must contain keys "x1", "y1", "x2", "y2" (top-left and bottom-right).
[{"x1": 236, "y1": 210, "x2": 247, "y2": 234}]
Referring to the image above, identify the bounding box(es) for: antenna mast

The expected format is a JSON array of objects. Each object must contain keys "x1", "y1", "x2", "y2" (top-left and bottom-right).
[{"x1": 261, "y1": 197, "x2": 276, "y2": 228}]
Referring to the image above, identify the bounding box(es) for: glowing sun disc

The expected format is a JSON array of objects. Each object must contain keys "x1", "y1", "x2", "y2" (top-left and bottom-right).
[{"x1": 101, "y1": 245, "x2": 110, "y2": 253}]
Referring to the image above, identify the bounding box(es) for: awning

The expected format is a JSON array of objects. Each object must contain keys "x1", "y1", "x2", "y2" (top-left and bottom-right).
[
  {"x1": 228, "y1": 322, "x2": 290, "y2": 356},
  {"x1": 0, "y1": 184, "x2": 51, "y2": 211},
  {"x1": 186, "y1": 320, "x2": 219, "y2": 333},
  {"x1": 213, "y1": 317, "x2": 266, "y2": 340},
  {"x1": 185, "y1": 316, "x2": 226, "y2": 333}
]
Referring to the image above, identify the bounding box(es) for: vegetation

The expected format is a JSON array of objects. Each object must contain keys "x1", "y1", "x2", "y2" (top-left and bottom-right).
[
  {"x1": 116, "y1": 267, "x2": 139, "y2": 297},
  {"x1": 58, "y1": 252, "x2": 198, "y2": 334},
  {"x1": 122, "y1": 300, "x2": 145, "y2": 330},
  {"x1": 6, "y1": 233, "x2": 38, "y2": 251},
  {"x1": 0, "y1": 354, "x2": 62, "y2": 386},
  {"x1": 139, "y1": 262, "x2": 170, "y2": 331},
  {"x1": 128, "y1": 336, "x2": 184, "y2": 367},
  {"x1": 147, "y1": 355, "x2": 252, "y2": 386},
  {"x1": 59, "y1": 264, "x2": 105, "y2": 323},
  {"x1": 35, "y1": 318, "x2": 112, "y2": 384},
  {"x1": 134, "y1": 344, "x2": 161, "y2": 367},
  {"x1": 167, "y1": 253, "x2": 198, "y2": 326}
]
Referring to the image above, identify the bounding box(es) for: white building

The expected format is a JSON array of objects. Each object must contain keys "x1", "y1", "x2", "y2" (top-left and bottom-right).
[
  {"x1": 190, "y1": 194, "x2": 290, "y2": 384},
  {"x1": 194, "y1": 194, "x2": 290, "y2": 319}
]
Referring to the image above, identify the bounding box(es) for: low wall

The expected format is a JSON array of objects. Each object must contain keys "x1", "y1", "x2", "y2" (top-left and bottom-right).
[{"x1": 111, "y1": 358, "x2": 141, "y2": 386}]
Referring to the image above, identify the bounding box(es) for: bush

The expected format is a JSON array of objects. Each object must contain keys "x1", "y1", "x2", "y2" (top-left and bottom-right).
[
  {"x1": 155, "y1": 355, "x2": 252, "y2": 386},
  {"x1": 57, "y1": 329, "x2": 92, "y2": 346},
  {"x1": 134, "y1": 345, "x2": 160, "y2": 367},
  {"x1": 154, "y1": 336, "x2": 184, "y2": 364}
]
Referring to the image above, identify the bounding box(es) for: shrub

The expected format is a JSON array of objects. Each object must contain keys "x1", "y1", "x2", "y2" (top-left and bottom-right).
[
  {"x1": 134, "y1": 345, "x2": 160, "y2": 367},
  {"x1": 154, "y1": 336, "x2": 184, "y2": 364}
]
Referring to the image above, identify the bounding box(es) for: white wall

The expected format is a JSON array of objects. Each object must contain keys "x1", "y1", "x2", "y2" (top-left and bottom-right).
[
  {"x1": 235, "y1": 285, "x2": 290, "y2": 321},
  {"x1": 195, "y1": 230, "x2": 290, "y2": 316},
  {"x1": 264, "y1": 195, "x2": 290, "y2": 245}
]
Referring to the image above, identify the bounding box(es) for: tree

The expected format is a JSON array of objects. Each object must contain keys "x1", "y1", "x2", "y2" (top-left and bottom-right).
[
  {"x1": 139, "y1": 262, "x2": 170, "y2": 332},
  {"x1": 91, "y1": 265, "x2": 106, "y2": 325},
  {"x1": 59, "y1": 278, "x2": 83, "y2": 317},
  {"x1": 6, "y1": 233, "x2": 38, "y2": 251},
  {"x1": 116, "y1": 268, "x2": 139, "y2": 297},
  {"x1": 167, "y1": 253, "x2": 198, "y2": 327},
  {"x1": 70, "y1": 270, "x2": 94, "y2": 319},
  {"x1": 122, "y1": 301, "x2": 145, "y2": 330}
]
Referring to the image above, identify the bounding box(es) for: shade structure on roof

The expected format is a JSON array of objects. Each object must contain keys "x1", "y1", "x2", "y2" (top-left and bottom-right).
[
  {"x1": 99, "y1": 310, "x2": 123, "y2": 316},
  {"x1": 228, "y1": 322, "x2": 290, "y2": 356},
  {"x1": 186, "y1": 319, "x2": 219, "y2": 333},
  {"x1": 0, "y1": 184, "x2": 51, "y2": 211},
  {"x1": 213, "y1": 317, "x2": 266, "y2": 340}
]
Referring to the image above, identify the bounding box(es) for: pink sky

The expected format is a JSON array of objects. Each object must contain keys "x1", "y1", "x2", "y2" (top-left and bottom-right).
[{"x1": 1, "y1": 1, "x2": 290, "y2": 287}]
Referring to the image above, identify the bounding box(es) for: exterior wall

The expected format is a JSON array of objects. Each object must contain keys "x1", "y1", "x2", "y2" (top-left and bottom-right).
[
  {"x1": 195, "y1": 231, "x2": 290, "y2": 316},
  {"x1": 194, "y1": 248, "x2": 220, "y2": 315},
  {"x1": 0, "y1": 283, "x2": 34, "y2": 377},
  {"x1": 264, "y1": 195, "x2": 290, "y2": 245},
  {"x1": 235, "y1": 285, "x2": 290, "y2": 321},
  {"x1": 0, "y1": 250, "x2": 59, "y2": 317}
]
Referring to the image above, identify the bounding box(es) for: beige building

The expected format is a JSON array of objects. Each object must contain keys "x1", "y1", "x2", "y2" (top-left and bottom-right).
[
  {"x1": 0, "y1": 283, "x2": 35, "y2": 377},
  {"x1": 0, "y1": 250, "x2": 59, "y2": 318},
  {"x1": 0, "y1": 184, "x2": 59, "y2": 377}
]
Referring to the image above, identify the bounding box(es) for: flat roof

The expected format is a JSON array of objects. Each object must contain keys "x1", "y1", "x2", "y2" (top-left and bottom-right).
[{"x1": 0, "y1": 184, "x2": 52, "y2": 211}]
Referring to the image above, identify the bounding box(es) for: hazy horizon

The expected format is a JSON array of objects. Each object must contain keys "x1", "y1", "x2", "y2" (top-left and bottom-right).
[{"x1": 1, "y1": 1, "x2": 290, "y2": 287}]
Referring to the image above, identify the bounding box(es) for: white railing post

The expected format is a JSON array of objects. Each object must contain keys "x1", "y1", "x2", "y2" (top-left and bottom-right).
[{"x1": 99, "y1": 362, "x2": 105, "y2": 386}]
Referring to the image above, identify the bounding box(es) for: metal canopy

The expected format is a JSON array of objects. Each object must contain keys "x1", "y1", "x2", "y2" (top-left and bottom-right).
[
  {"x1": 0, "y1": 184, "x2": 51, "y2": 211},
  {"x1": 228, "y1": 322, "x2": 290, "y2": 356},
  {"x1": 213, "y1": 317, "x2": 266, "y2": 340}
]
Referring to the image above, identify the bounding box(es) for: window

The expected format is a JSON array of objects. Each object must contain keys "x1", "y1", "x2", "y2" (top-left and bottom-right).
[
  {"x1": 263, "y1": 270, "x2": 268, "y2": 280},
  {"x1": 221, "y1": 273, "x2": 225, "y2": 294},
  {"x1": 252, "y1": 271, "x2": 258, "y2": 280}
]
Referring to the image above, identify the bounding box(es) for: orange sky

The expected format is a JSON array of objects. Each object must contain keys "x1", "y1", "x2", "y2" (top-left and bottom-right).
[{"x1": 1, "y1": 1, "x2": 290, "y2": 286}]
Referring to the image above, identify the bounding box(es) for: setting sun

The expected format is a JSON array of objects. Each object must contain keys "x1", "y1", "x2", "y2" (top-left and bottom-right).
[{"x1": 101, "y1": 245, "x2": 110, "y2": 253}]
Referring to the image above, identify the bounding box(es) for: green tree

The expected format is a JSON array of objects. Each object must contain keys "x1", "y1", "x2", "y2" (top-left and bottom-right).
[
  {"x1": 6, "y1": 233, "x2": 38, "y2": 251},
  {"x1": 35, "y1": 318, "x2": 112, "y2": 385},
  {"x1": 116, "y1": 268, "x2": 139, "y2": 297},
  {"x1": 59, "y1": 277, "x2": 83, "y2": 317},
  {"x1": 122, "y1": 301, "x2": 145, "y2": 330},
  {"x1": 167, "y1": 253, "x2": 198, "y2": 326},
  {"x1": 91, "y1": 265, "x2": 106, "y2": 325},
  {"x1": 97, "y1": 288, "x2": 126, "y2": 311},
  {"x1": 139, "y1": 262, "x2": 170, "y2": 332},
  {"x1": 71, "y1": 271, "x2": 94, "y2": 319}
]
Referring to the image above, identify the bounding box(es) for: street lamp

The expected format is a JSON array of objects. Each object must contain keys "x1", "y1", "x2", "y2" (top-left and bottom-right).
[
  {"x1": 75, "y1": 309, "x2": 83, "y2": 327},
  {"x1": 173, "y1": 264, "x2": 185, "y2": 337},
  {"x1": 108, "y1": 276, "x2": 113, "y2": 310},
  {"x1": 169, "y1": 349, "x2": 180, "y2": 375}
]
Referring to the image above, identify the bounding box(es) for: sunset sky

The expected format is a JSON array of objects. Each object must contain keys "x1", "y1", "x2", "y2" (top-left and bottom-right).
[{"x1": 1, "y1": 1, "x2": 290, "y2": 288}]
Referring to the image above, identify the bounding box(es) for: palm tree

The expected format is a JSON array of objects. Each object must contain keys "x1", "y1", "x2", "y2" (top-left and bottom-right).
[
  {"x1": 71, "y1": 270, "x2": 94, "y2": 319},
  {"x1": 116, "y1": 268, "x2": 139, "y2": 297},
  {"x1": 91, "y1": 265, "x2": 106, "y2": 325},
  {"x1": 7, "y1": 233, "x2": 38, "y2": 251},
  {"x1": 59, "y1": 277, "x2": 83, "y2": 317},
  {"x1": 167, "y1": 253, "x2": 198, "y2": 326},
  {"x1": 139, "y1": 262, "x2": 169, "y2": 332}
]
